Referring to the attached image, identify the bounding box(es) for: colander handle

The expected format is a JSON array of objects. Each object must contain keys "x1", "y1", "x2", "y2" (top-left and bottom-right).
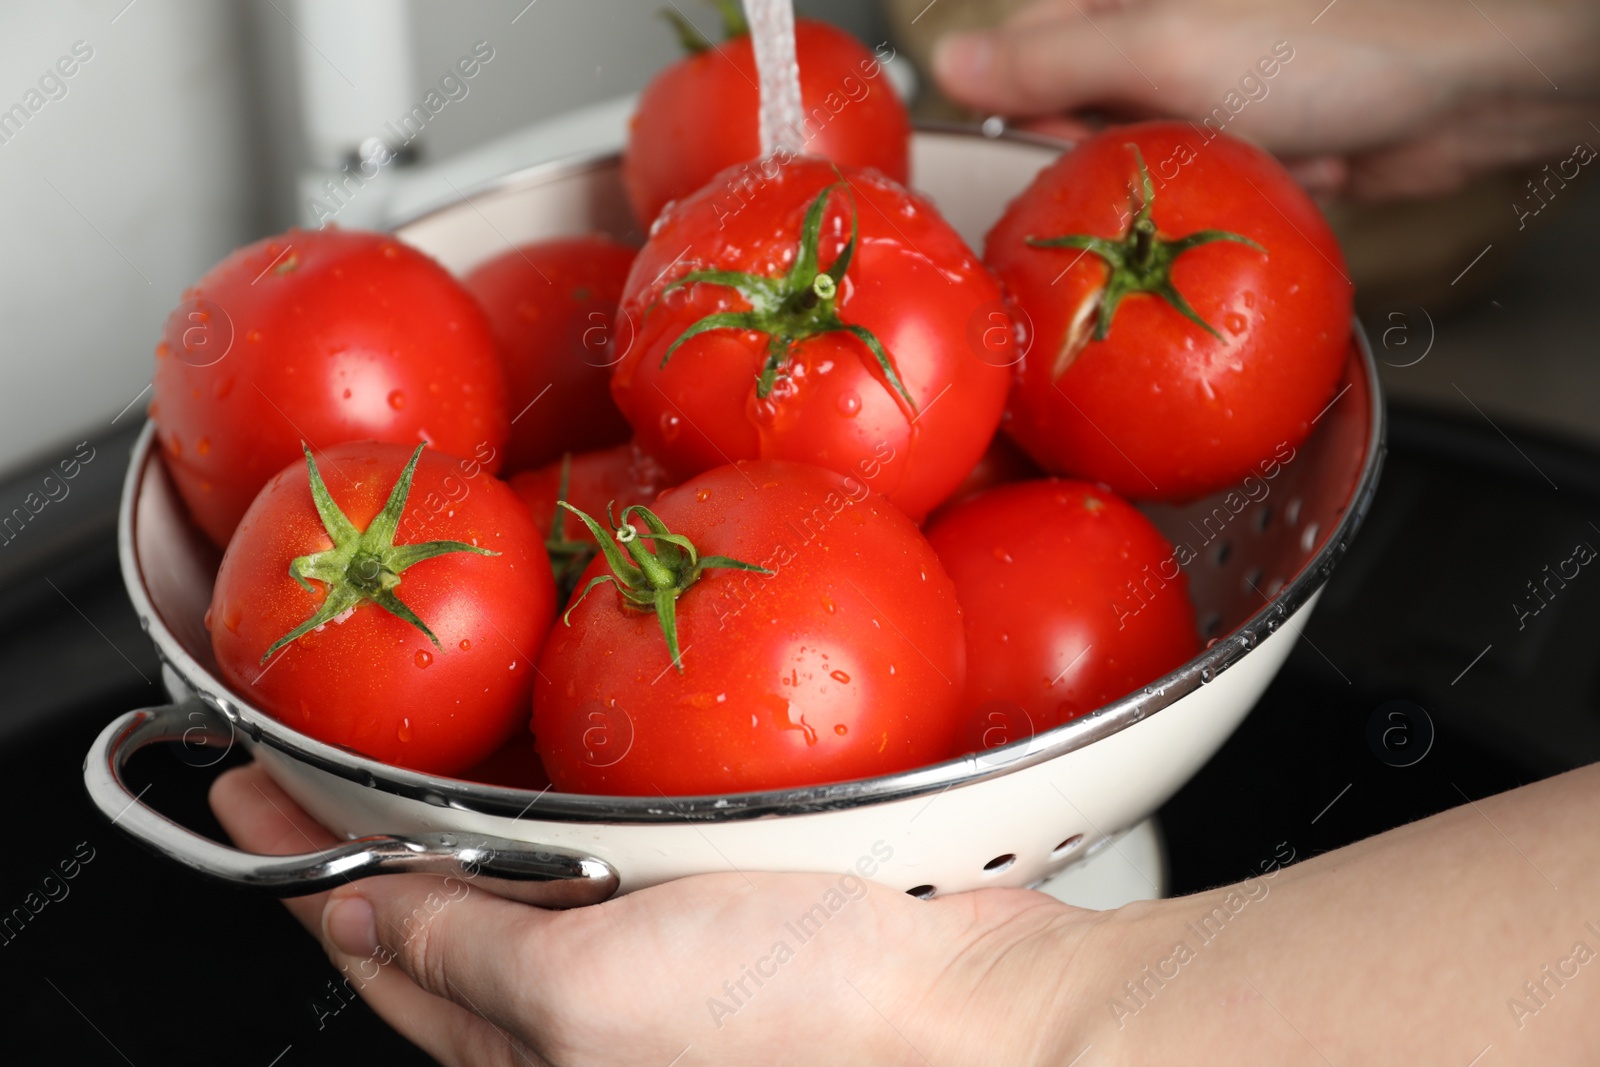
[{"x1": 83, "y1": 700, "x2": 619, "y2": 907}]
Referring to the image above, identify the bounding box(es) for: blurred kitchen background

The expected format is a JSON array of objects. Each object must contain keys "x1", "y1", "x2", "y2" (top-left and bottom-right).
[{"x1": 1, "y1": 0, "x2": 1595, "y2": 477}]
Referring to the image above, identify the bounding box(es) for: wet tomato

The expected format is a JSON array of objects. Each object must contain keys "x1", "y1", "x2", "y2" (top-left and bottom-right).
[
  {"x1": 925, "y1": 479, "x2": 1198, "y2": 748},
  {"x1": 623, "y1": 13, "x2": 908, "y2": 226},
  {"x1": 985, "y1": 122, "x2": 1351, "y2": 501},
  {"x1": 210, "y1": 441, "x2": 554, "y2": 776},
  {"x1": 612, "y1": 158, "x2": 1013, "y2": 523},
  {"x1": 463, "y1": 235, "x2": 637, "y2": 474},
  {"x1": 533, "y1": 460, "x2": 966, "y2": 795},
  {"x1": 153, "y1": 228, "x2": 509, "y2": 547}
]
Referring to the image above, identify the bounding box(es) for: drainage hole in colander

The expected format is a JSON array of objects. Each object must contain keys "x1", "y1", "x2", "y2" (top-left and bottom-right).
[
  {"x1": 1254, "y1": 504, "x2": 1273, "y2": 533},
  {"x1": 1300, "y1": 521, "x2": 1321, "y2": 552},
  {"x1": 1285, "y1": 496, "x2": 1302, "y2": 526},
  {"x1": 1050, "y1": 834, "x2": 1084, "y2": 857},
  {"x1": 983, "y1": 853, "x2": 1017, "y2": 874},
  {"x1": 906, "y1": 884, "x2": 937, "y2": 900},
  {"x1": 1212, "y1": 540, "x2": 1233, "y2": 566},
  {"x1": 1200, "y1": 611, "x2": 1222, "y2": 639},
  {"x1": 1242, "y1": 566, "x2": 1264, "y2": 595}
]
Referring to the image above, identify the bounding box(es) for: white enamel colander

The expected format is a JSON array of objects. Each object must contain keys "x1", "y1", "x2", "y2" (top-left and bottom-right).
[{"x1": 85, "y1": 127, "x2": 1384, "y2": 906}]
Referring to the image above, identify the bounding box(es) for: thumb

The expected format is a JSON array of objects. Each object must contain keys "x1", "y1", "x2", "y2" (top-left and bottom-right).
[
  {"x1": 322, "y1": 870, "x2": 551, "y2": 1038},
  {"x1": 931, "y1": 8, "x2": 1156, "y2": 117}
]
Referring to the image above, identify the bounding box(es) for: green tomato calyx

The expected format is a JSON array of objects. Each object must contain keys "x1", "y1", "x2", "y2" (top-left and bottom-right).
[
  {"x1": 261, "y1": 444, "x2": 497, "y2": 664},
  {"x1": 660, "y1": 0, "x2": 748, "y2": 55},
  {"x1": 542, "y1": 452, "x2": 599, "y2": 604},
  {"x1": 1025, "y1": 143, "x2": 1265, "y2": 348},
  {"x1": 558, "y1": 500, "x2": 770, "y2": 673},
  {"x1": 655, "y1": 178, "x2": 917, "y2": 414}
]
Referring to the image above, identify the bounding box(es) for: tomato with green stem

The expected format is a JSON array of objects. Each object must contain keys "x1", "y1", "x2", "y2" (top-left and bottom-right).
[
  {"x1": 612, "y1": 158, "x2": 1014, "y2": 523},
  {"x1": 209, "y1": 441, "x2": 554, "y2": 776},
  {"x1": 623, "y1": 3, "x2": 909, "y2": 226},
  {"x1": 985, "y1": 122, "x2": 1352, "y2": 501},
  {"x1": 508, "y1": 443, "x2": 675, "y2": 604},
  {"x1": 533, "y1": 460, "x2": 968, "y2": 795}
]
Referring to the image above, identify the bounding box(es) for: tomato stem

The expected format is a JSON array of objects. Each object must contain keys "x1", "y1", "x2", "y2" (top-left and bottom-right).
[
  {"x1": 261, "y1": 444, "x2": 498, "y2": 664},
  {"x1": 652, "y1": 178, "x2": 917, "y2": 415},
  {"x1": 1025, "y1": 144, "x2": 1265, "y2": 345},
  {"x1": 543, "y1": 452, "x2": 598, "y2": 603},
  {"x1": 659, "y1": 0, "x2": 748, "y2": 56},
  {"x1": 558, "y1": 500, "x2": 770, "y2": 673}
]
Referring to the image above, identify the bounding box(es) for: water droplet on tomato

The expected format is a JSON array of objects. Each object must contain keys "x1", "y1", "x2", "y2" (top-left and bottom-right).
[
  {"x1": 834, "y1": 724, "x2": 848, "y2": 736},
  {"x1": 196, "y1": 437, "x2": 211, "y2": 456},
  {"x1": 992, "y1": 547, "x2": 1014, "y2": 564},
  {"x1": 696, "y1": 487, "x2": 711, "y2": 503},
  {"x1": 155, "y1": 342, "x2": 171, "y2": 360},
  {"x1": 212, "y1": 376, "x2": 234, "y2": 400},
  {"x1": 383, "y1": 244, "x2": 400, "y2": 260},
  {"x1": 397, "y1": 717, "x2": 413, "y2": 742},
  {"x1": 222, "y1": 602, "x2": 242, "y2": 633},
  {"x1": 203, "y1": 607, "x2": 213, "y2": 632},
  {"x1": 388, "y1": 390, "x2": 406, "y2": 410},
  {"x1": 342, "y1": 388, "x2": 352, "y2": 399},
  {"x1": 830, "y1": 670, "x2": 851, "y2": 684},
  {"x1": 167, "y1": 436, "x2": 183, "y2": 458},
  {"x1": 414, "y1": 650, "x2": 433, "y2": 669},
  {"x1": 1242, "y1": 290, "x2": 1257, "y2": 308},
  {"x1": 246, "y1": 329, "x2": 263, "y2": 343},
  {"x1": 820, "y1": 594, "x2": 836, "y2": 614},
  {"x1": 1224, "y1": 312, "x2": 1247, "y2": 336},
  {"x1": 836, "y1": 391, "x2": 861, "y2": 417},
  {"x1": 458, "y1": 638, "x2": 471, "y2": 651},
  {"x1": 659, "y1": 412, "x2": 682, "y2": 442}
]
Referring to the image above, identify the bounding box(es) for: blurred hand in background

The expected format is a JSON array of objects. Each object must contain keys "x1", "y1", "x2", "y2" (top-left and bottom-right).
[{"x1": 923, "y1": 0, "x2": 1600, "y2": 201}]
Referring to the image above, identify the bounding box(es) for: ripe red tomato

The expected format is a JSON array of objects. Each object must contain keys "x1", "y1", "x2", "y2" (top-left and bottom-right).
[
  {"x1": 985, "y1": 122, "x2": 1352, "y2": 501},
  {"x1": 925, "y1": 480, "x2": 1198, "y2": 747},
  {"x1": 623, "y1": 15, "x2": 908, "y2": 226},
  {"x1": 209, "y1": 441, "x2": 554, "y2": 776},
  {"x1": 153, "y1": 228, "x2": 509, "y2": 547},
  {"x1": 612, "y1": 158, "x2": 1014, "y2": 523},
  {"x1": 533, "y1": 460, "x2": 967, "y2": 795},
  {"x1": 462, "y1": 235, "x2": 636, "y2": 474},
  {"x1": 508, "y1": 442, "x2": 675, "y2": 598}
]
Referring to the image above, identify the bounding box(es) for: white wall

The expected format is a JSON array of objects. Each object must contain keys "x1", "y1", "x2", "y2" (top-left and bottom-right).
[{"x1": 0, "y1": 0, "x2": 257, "y2": 475}]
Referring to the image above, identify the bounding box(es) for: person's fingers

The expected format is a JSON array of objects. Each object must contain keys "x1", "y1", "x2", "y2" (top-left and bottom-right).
[
  {"x1": 319, "y1": 862, "x2": 560, "y2": 1044},
  {"x1": 1014, "y1": 114, "x2": 1101, "y2": 145},
  {"x1": 1281, "y1": 155, "x2": 1350, "y2": 198},
  {"x1": 932, "y1": 8, "x2": 1159, "y2": 118},
  {"x1": 209, "y1": 762, "x2": 339, "y2": 931},
  {"x1": 210, "y1": 763, "x2": 542, "y2": 1067}
]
